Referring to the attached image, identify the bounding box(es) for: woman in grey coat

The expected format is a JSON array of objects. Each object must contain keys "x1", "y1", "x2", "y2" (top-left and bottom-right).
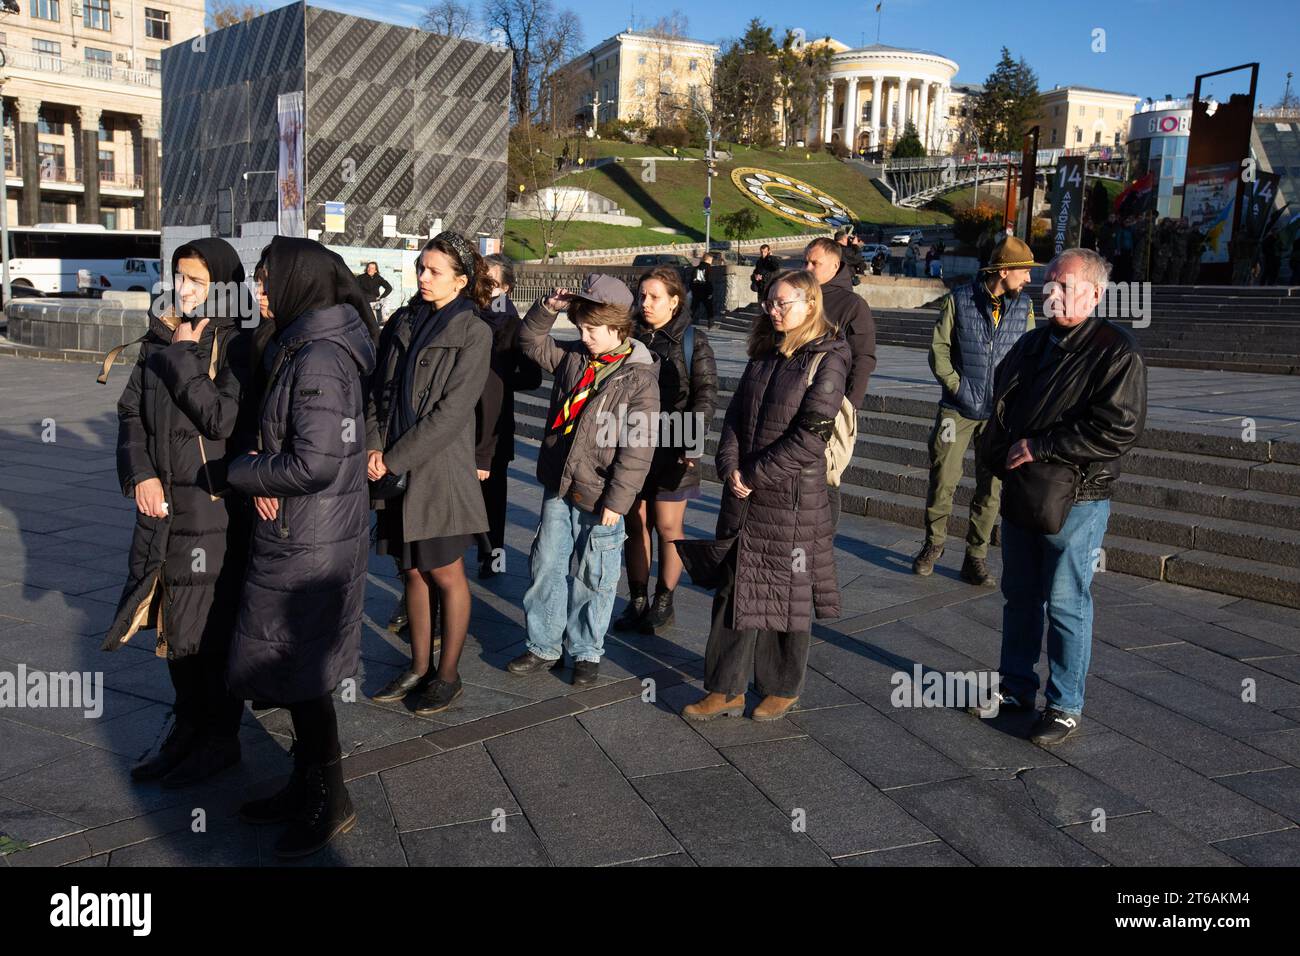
[{"x1": 366, "y1": 233, "x2": 492, "y2": 716}]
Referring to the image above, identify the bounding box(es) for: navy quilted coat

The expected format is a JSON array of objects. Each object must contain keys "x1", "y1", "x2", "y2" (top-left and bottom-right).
[{"x1": 225, "y1": 303, "x2": 376, "y2": 705}]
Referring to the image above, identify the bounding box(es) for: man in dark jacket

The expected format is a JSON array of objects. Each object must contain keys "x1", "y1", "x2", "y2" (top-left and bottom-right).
[
  {"x1": 510, "y1": 274, "x2": 660, "y2": 686},
  {"x1": 974, "y1": 248, "x2": 1147, "y2": 745},
  {"x1": 750, "y1": 244, "x2": 782, "y2": 296},
  {"x1": 836, "y1": 230, "x2": 866, "y2": 284},
  {"x1": 804, "y1": 237, "x2": 878, "y2": 527},
  {"x1": 690, "y1": 252, "x2": 716, "y2": 328},
  {"x1": 914, "y1": 235, "x2": 1035, "y2": 585}
]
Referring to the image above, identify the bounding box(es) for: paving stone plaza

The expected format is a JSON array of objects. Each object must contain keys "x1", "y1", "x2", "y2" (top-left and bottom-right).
[{"x1": 2, "y1": 335, "x2": 1299, "y2": 868}]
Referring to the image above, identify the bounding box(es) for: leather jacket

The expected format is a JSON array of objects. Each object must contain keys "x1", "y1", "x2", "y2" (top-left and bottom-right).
[{"x1": 978, "y1": 313, "x2": 1148, "y2": 501}]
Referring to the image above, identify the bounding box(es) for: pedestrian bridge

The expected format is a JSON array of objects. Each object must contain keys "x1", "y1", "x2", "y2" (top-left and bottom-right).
[{"x1": 880, "y1": 146, "x2": 1128, "y2": 208}]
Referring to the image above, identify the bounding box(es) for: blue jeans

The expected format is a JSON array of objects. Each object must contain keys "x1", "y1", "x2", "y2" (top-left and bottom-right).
[
  {"x1": 998, "y1": 498, "x2": 1111, "y2": 716},
  {"x1": 523, "y1": 492, "x2": 625, "y2": 663}
]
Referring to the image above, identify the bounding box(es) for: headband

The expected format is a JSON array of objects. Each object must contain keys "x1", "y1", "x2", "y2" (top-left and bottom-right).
[{"x1": 432, "y1": 231, "x2": 476, "y2": 279}]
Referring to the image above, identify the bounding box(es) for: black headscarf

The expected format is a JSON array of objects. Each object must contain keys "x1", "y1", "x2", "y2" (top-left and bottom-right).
[
  {"x1": 262, "y1": 236, "x2": 377, "y2": 337},
  {"x1": 170, "y1": 237, "x2": 248, "y2": 327}
]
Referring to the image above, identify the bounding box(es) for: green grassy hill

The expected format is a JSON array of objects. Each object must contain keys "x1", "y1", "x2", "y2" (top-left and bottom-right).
[{"x1": 504, "y1": 142, "x2": 952, "y2": 261}]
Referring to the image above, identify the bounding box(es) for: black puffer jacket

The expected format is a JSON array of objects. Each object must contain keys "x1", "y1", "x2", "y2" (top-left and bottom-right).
[
  {"x1": 714, "y1": 333, "x2": 850, "y2": 631},
  {"x1": 226, "y1": 251, "x2": 377, "y2": 705},
  {"x1": 105, "y1": 238, "x2": 254, "y2": 659},
  {"x1": 978, "y1": 313, "x2": 1148, "y2": 501},
  {"x1": 633, "y1": 305, "x2": 718, "y2": 494},
  {"x1": 819, "y1": 264, "x2": 877, "y2": 408}
]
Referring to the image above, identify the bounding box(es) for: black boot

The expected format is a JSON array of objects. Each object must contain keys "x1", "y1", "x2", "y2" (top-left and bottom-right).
[
  {"x1": 239, "y1": 752, "x2": 310, "y2": 825},
  {"x1": 273, "y1": 759, "x2": 356, "y2": 859},
  {"x1": 130, "y1": 716, "x2": 200, "y2": 782},
  {"x1": 613, "y1": 583, "x2": 649, "y2": 631},
  {"x1": 160, "y1": 734, "x2": 241, "y2": 789},
  {"x1": 641, "y1": 588, "x2": 675, "y2": 631}
]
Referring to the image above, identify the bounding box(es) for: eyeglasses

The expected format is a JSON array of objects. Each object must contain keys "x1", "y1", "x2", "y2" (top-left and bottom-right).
[{"x1": 763, "y1": 296, "x2": 806, "y2": 315}]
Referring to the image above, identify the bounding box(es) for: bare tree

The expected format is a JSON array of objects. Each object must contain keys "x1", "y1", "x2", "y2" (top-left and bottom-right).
[
  {"x1": 208, "y1": 2, "x2": 265, "y2": 28},
  {"x1": 484, "y1": 0, "x2": 583, "y2": 127},
  {"x1": 421, "y1": 0, "x2": 476, "y2": 39}
]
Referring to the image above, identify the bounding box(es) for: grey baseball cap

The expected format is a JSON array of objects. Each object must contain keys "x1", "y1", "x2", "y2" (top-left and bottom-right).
[{"x1": 570, "y1": 273, "x2": 633, "y2": 311}]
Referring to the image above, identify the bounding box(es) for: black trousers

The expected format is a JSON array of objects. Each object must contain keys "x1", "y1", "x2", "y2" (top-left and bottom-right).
[
  {"x1": 288, "y1": 694, "x2": 341, "y2": 765},
  {"x1": 476, "y1": 462, "x2": 509, "y2": 560},
  {"x1": 703, "y1": 547, "x2": 810, "y2": 698},
  {"x1": 828, "y1": 484, "x2": 841, "y2": 530},
  {"x1": 168, "y1": 645, "x2": 243, "y2": 739}
]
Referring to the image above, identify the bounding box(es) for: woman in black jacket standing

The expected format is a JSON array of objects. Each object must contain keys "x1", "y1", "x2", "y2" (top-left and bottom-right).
[
  {"x1": 366, "y1": 233, "x2": 492, "y2": 715},
  {"x1": 680, "y1": 270, "x2": 848, "y2": 723},
  {"x1": 356, "y1": 261, "x2": 393, "y2": 323},
  {"x1": 225, "y1": 237, "x2": 377, "y2": 859},
  {"x1": 473, "y1": 254, "x2": 543, "y2": 579},
  {"x1": 614, "y1": 266, "x2": 717, "y2": 633},
  {"x1": 107, "y1": 238, "x2": 254, "y2": 789}
]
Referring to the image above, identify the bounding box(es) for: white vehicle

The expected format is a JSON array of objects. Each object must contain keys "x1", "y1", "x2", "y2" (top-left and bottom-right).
[
  {"x1": 4, "y1": 224, "x2": 161, "y2": 301},
  {"x1": 860, "y1": 243, "x2": 891, "y2": 260},
  {"x1": 890, "y1": 228, "x2": 924, "y2": 245}
]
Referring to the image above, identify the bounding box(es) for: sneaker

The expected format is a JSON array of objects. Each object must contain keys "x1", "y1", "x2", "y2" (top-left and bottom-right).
[
  {"x1": 613, "y1": 587, "x2": 649, "y2": 631},
  {"x1": 960, "y1": 553, "x2": 997, "y2": 586},
  {"x1": 572, "y1": 660, "x2": 600, "y2": 686},
  {"x1": 413, "y1": 676, "x2": 463, "y2": 716},
  {"x1": 911, "y1": 542, "x2": 944, "y2": 576},
  {"x1": 507, "y1": 651, "x2": 560, "y2": 675},
  {"x1": 967, "y1": 689, "x2": 1032, "y2": 719},
  {"x1": 641, "y1": 589, "x2": 675, "y2": 631},
  {"x1": 1029, "y1": 708, "x2": 1081, "y2": 745}
]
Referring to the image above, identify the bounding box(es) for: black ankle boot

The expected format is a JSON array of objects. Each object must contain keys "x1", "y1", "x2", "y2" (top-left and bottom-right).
[
  {"x1": 273, "y1": 759, "x2": 356, "y2": 859},
  {"x1": 641, "y1": 588, "x2": 675, "y2": 631},
  {"x1": 131, "y1": 716, "x2": 200, "y2": 782},
  {"x1": 613, "y1": 583, "x2": 650, "y2": 631},
  {"x1": 160, "y1": 734, "x2": 241, "y2": 789},
  {"x1": 240, "y1": 752, "x2": 310, "y2": 825}
]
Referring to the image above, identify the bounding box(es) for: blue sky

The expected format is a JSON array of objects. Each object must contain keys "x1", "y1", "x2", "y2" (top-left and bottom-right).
[{"x1": 297, "y1": 0, "x2": 1295, "y2": 105}]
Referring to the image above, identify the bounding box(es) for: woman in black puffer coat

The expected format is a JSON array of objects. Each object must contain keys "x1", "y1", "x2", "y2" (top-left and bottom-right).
[
  {"x1": 614, "y1": 265, "x2": 718, "y2": 634},
  {"x1": 107, "y1": 237, "x2": 255, "y2": 789},
  {"x1": 225, "y1": 236, "x2": 377, "y2": 860},
  {"x1": 679, "y1": 269, "x2": 848, "y2": 724}
]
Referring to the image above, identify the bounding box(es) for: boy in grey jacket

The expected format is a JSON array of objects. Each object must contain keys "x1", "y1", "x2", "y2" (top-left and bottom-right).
[{"x1": 509, "y1": 274, "x2": 661, "y2": 685}]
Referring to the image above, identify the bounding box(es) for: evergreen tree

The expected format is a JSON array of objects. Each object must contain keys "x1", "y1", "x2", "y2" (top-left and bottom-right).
[
  {"x1": 973, "y1": 47, "x2": 1041, "y2": 152},
  {"x1": 892, "y1": 121, "x2": 925, "y2": 158}
]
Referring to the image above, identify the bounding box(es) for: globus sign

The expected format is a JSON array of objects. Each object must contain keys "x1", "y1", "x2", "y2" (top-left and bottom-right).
[
  {"x1": 730, "y1": 167, "x2": 857, "y2": 229},
  {"x1": 1129, "y1": 109, "x2": 1191, "y2": 141}
]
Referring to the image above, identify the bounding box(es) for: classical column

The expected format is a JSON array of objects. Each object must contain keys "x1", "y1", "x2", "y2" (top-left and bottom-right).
[
  {"x1": 844, "y1": 76, "x2": 859, "y2": 152},
  {"x1": 138, "y1": 115, "x2": 161, "y2": 230},
  {"x1": 821, "y1": 81, "x2": 835, "y2": 145},
  {"x1": 16, "y1": 96, "x2": 42, "y2": 225},
  {"x1": 897, "y1": 75, "x2": 912, "y2": 135},
  {"x1": 921, "y1": 82, "x2": 933, "y2": 152},
  {"x1": 78, "y1": 106, "x2": 103, "y2": 225},
  {"x1": 871, "y1": 74, "x2": 884, "y2": 148}
]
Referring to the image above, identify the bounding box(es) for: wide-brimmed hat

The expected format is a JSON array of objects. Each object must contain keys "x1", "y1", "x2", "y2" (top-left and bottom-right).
[{"x1": 980, "y1": 235, "x2": 1040, "y2": 271}]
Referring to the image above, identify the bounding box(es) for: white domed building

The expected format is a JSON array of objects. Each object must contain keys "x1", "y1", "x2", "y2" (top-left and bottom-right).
[{"x1": 799, "y1": 40, "x2": 960, "y2": 154}]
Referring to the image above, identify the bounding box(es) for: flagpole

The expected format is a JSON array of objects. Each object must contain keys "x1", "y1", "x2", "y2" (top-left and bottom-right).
[{"x1": 876, "y1": 2, "x2": 883, "y2": 43}]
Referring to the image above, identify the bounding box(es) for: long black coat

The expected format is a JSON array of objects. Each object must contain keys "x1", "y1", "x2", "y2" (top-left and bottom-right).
[
  {"x1": 226, "y1": 303, "x2": 376, "y2": 705},
  {"x1": 474, "y1": 294, "x2": 543, "y2": 470},
  {"x1": 632, "y1": 306, "x2": 718, "y2": 494},
  {"x1": 713, "y1": 333, "x2": 850, "y2": 631},
  {"x1": 105, "y1": 240, "x2": 253, "y2": 659}
]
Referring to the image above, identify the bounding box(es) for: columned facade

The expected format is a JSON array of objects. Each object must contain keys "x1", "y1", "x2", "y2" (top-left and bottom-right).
[{"x1": 816, "y1": 44, "x2": 959, "y2": 155}]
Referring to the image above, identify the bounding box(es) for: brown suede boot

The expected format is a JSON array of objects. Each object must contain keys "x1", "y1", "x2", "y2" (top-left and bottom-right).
[
  {"x1": 752, "y1": 695, "x2": 799, "y2": 721},
  {"x1": 681, "y1": 692, "x2": 745, "y2": 722}
]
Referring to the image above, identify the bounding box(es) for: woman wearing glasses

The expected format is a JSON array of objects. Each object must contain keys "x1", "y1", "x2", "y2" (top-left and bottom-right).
[{"x1": 681, "y1": 270, "x2": 849, "y2": 723}]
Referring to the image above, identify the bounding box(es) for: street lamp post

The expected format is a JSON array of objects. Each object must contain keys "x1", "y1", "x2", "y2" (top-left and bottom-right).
[
  {"x1": 973, "y1": 135, "x2": 981, "y2": 207},
  {"x1": 660, "y1": 91, "x2": 714, "y2": 251}
]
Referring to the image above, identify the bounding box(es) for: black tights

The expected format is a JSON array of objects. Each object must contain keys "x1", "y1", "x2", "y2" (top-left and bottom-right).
[
  {"x1": 404, "y1": 559, "x2": 470, "y2": 682},
  {"x1": 288, "y1": 694, "x2": 341, "y2": 765}
]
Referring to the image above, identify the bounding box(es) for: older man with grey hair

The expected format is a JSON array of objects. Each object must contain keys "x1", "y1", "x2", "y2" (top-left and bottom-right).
[{"x1": 974, "y1": 247, "x2": 1148, "y2": 745}]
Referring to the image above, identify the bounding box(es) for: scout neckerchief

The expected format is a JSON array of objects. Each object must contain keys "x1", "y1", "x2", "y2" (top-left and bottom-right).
[{"x1": 551, "y1": 340, "x2": 632, "y2": 435}]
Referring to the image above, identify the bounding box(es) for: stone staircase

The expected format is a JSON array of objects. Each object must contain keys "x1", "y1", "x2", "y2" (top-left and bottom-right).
[
  {"x1": 718, "y1": 286, "x2": 1300, "y2": 374},
  {"x1": 511, "y1": 368, "x2": 1300, "y2": 610}
]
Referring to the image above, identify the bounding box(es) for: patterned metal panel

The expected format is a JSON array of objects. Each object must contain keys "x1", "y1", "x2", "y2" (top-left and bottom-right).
[{"x1": 163, "y1": 3, "x2": 509, "y2": 247}]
